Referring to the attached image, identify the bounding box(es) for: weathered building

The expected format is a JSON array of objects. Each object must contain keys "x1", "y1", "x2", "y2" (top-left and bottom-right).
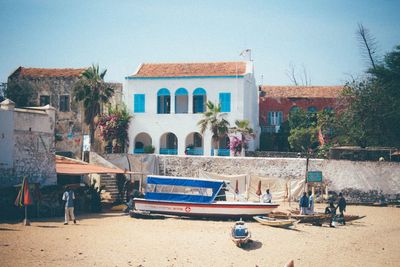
[
  {"x1": 7, "y1": 67, "x2": 123, "y2": 157},
  {"x1": 259, "y1": 85, "x2": 343, "y2": 133},
  {"x1": 0, "y1": 99, "x2": 57, "y2": 187}
]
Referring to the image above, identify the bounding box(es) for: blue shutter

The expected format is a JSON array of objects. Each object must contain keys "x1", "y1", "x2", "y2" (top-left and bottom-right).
[
  {"x1": 134, "y1": 94, "x2": 145, "y2": 113},
  {"x1": 268, "y1": 112, "x2": 272, "y2": 125},
  {"x1": 278, "y1": 112, "x2": 283, "y2": 125},
  {"x1": 219, "y1": 93, "x2": 231, "y2": 112}
]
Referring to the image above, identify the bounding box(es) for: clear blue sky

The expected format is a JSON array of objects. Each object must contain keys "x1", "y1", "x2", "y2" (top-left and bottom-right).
[{"x1": 0, "y1": 0, "x2": 399, "y2": 85}]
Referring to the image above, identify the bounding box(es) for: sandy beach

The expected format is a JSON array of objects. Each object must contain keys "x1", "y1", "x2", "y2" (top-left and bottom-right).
[{"x1": 1, "y1": 204, "x2": 399, "y2": 267}]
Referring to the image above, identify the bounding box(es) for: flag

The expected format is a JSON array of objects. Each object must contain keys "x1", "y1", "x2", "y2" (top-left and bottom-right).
[
  {"x1": 318, "y1": 128, "x2": 325, "y2": 146},
  {"x1": 14, "y1": 177, "x2": 33, "y2": 207},
  {"x1": 239, "y1": 49, "x2": 251, "y2": 60}
]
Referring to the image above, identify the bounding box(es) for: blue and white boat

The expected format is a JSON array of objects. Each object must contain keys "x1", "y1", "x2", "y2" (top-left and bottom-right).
[{"x1": 133, "y1": 175, "x2": 279, "y2": 218}]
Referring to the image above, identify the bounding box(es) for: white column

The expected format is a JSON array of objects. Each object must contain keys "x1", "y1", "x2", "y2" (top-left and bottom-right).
[
  {"x1": 178, "y1": 133, "x2": 186, "y2": 155},
  {"x1": 203, "y1": 131, "x2": 212, "y2": 156}
]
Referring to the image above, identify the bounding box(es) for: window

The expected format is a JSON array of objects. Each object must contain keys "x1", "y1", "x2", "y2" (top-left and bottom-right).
[
  {"x1": 219, "y1": 92, "x2": 231, "y2": 112},
  {"x1": 268, "y1": 111, "x2": 283, "y2": 126},
  {"x1": 157, "y1": 88, "x2": 170, "y2": 114},
  {"x1": 59, "y1": 95, "x2": 70, "y2": 112},
  {"x1": 39, "y1": 95, "x2": 50, "y2": 106},
  {"x1": 308, "y1": 106, "x2": 318, "y2": 113},
  {"x1": 175, "y1": 88, "x2": 188, "y2": 113},
  {"x1": 134, "y1": 94, "x2": 145, "y2": 113},
  {"x1": 193, "y1": 88, "x2": 206, "y2": 113},
  {"x1": 193, "y1": 133, "x2": 202, "y2": 147},
  {"x1": 289, "y1": 106, "x2": 300, "y2": 113},
  {"x1": 324, "y1": 107, "x2": 334, "y2": 112}
]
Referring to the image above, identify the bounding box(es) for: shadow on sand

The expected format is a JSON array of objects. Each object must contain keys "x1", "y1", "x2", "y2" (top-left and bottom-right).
[{"x1": 242, "y1": 240, "x2": 263, "y2": 251}]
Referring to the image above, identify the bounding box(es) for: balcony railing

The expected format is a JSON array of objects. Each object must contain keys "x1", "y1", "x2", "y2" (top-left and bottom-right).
[
  {"x1": 160, "y1": 148, "x2": 178, "y2": 155},
  {"x1": 261, "y1": 125, "x2": 280, "y2": 133},
  {"x1": 211, "y1": 149, "x2": 230, "y2": 156},
  {"x1": 134, "y1": 148, "x2": 144, "y2": 154},
  {"x1": 186, "y1": 148, "x2": 204, "y2": 156}
]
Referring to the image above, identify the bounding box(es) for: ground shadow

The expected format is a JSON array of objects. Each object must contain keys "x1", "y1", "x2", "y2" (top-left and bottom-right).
[
  {"x1": 242, "y1": 240, "x2": 263, "y2": 251},
  {"x1": 35, "y1": 225, "x2": 60, "y2": 228},
  {"x1": 0, "y1": 227, "x2": 19, "y2": 231}
]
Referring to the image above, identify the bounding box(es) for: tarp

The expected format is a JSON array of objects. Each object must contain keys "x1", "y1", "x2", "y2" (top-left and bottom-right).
[
  {"x1": 198, "y1": 170, "x2": 306, "y2": 202},
  {"x1": 56, "y1": 155, "x2": 130, "y2": 175},
  {"x1": 145, "y1": 175, "x2": 224, "y2": 203}
]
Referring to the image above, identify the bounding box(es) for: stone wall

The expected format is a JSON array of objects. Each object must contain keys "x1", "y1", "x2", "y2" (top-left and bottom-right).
[
  {"x1": 7, "y1": 71, "x2": 123, "y2": 158},
  {"x1": 0, "y1": 101, "x2": 57, "y2": 187},
  {"x1": 105, "y1": 154, "x2": 400, "y2": 197}
]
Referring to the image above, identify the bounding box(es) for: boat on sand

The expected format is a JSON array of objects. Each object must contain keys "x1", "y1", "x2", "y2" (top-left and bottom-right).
[
  {"x1": 231, "y1": 220, "x2": 251, "y2": 247},
  {"x1": 133, "y1": 175, "x2": 279, "y2": 219},
  {"x1": 253, "y1": 216, "x2": 299, "y2": 228}
]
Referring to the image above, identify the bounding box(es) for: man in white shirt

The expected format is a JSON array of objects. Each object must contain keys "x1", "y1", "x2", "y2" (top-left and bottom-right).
[
  {"x1": 262, "y1": 189, "x2": 272, "y2": 203},
  {"x1": 62, "y1": 186, "x2": 76, "y2": 225}
]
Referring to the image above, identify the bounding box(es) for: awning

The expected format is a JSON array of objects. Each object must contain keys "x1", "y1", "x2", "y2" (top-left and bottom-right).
[{"x1": 56, "y1": 155, "x2": 131, "y2": 175}]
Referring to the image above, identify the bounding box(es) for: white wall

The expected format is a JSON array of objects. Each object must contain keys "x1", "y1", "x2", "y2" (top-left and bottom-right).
[
  {"x1": 123, "y1": 66, "x2": 259, "y2": 156},
  {"x1": 0, "y1": 109, "x2": 14, "y2": 168}
]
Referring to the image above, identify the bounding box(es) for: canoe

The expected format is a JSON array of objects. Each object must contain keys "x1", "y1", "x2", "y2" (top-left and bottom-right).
[
  {"x1": 253, "y1": 216, "x2": 298, "y2": 228},
  {"x1": 287, "y1": 209, "x2": 365, "y2": 223}
]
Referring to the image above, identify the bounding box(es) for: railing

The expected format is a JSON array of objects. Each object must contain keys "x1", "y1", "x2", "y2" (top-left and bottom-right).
[
  {"x1": 134, "y1": 148, "x2": 144, "y2": 154},
  {"x1": 211, "y1": 149, "x2": 230, "y2": 156},
  {"x1": 186, "y1": 148, "x2": 204, "y2": 156},
  {"x1": 260, "y1": 125, "x2": 280, "y2": 133},
  {"x1": 160, "y1": 148, "x2": 178, "y2": 155}
]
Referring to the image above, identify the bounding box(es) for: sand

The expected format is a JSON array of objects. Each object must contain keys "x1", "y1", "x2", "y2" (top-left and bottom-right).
[{"x1": 1, "y1": 204, "x2": 400, "y2": 267}]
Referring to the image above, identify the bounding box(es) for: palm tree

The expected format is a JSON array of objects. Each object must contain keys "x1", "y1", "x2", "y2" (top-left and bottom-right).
[
  {"x1": 197, "y1": 101, "x2": 230, "y2": 155},
  {"x1": 73, "y1": 64, "x2": 114, "y2": 144},
  {"x1": 230, "y1": 119, "x2": 255, "y2": 156}
]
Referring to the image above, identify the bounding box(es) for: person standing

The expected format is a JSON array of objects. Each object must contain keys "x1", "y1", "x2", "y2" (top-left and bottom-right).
[
  {"x1": 308, "y1": 191, "x2": 314, "y2": 214},
  {"x1": 62, "y1": 186, "x2": 76, "y2": 225},
  {"x1": 299, "y1": 192, "x2": 309, "y2": 215},
  {"x1": 337, "y1": 192, "x2": 347, "y2": 225},
  {"x1": 262, "y1": 189, "x2": 272, "y2": 203}
]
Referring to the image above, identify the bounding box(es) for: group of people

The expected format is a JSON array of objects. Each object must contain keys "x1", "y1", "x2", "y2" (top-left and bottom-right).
[{"x1": 325, "y1": 192, "x2": 347, "y2": 226}]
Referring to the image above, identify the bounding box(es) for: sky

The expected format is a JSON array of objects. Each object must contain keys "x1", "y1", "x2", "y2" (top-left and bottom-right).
[{"x1": 0, "y1": 0, "x2": 399, "y2": 85}]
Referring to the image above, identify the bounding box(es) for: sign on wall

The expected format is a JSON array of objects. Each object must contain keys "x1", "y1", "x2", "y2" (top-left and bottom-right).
[{"x1": 307, "y1": 171, "x2": 323, "y2": 183}]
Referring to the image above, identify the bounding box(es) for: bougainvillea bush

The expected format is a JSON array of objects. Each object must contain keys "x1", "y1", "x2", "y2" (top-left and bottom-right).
[
  {"x1": 229, "y1": 136, "x2": 243, "y2": 156},
  {"x1": 97, "y1": 105, "x2": 132, "y2": 152}
]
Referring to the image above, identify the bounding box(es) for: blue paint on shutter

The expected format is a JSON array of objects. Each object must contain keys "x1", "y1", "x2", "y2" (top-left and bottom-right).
[
  {"x1": 219, "y1": 93, "x2": 231, "y2": 112},
  {"x1": 134, "y1": 94, "x2": 145, "y2": 113}
]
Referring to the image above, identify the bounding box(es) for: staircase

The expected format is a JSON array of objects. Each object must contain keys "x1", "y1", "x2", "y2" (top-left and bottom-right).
[{"x1": 100, "y1": 174, "x2": 119, "y2": 203}]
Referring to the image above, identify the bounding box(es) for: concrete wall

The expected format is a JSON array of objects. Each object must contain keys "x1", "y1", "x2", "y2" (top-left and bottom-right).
[
  {"x1": 0, "y1": 108, "x2": 14, "y2": 168},
  {"x1": 0, "y1": 101, "x2": 57, "y2": 187},
  {"x1": 107, "y1": 154, "x2": 400, "y2": 195}
]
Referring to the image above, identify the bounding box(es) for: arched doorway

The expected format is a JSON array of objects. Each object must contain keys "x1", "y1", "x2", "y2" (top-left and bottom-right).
[
  {"x1": 211, "y1": 134, "x2": 230, "y2": 156},
  {"x1": 134, "y1": 133, "x2": 152, "y2": 154},
  {"x1": 160, "y1": 132, "x2": 178, "y2": 155},
  {"x1": 185, "y1": 132, "x2": 203, "y2": 155}
]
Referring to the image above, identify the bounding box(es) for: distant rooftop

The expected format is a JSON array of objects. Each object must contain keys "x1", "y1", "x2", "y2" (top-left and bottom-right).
[
  {"x1": 260, "y1": 85, "x2": 344, "y2": 98},
  {"x1": 128, "y1": 62, "x2": 248, "y2": 78},
  {"x1": 10, "y1": 67, "x2": 87, "y2": 78}
]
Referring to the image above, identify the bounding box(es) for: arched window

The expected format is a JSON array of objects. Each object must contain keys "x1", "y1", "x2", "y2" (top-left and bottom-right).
[
  {"x1": 157, "y1": 88, "x2": 170, "y2": 114},
  {"x1": 289, "y1": 106, "x2": 300, "y2": 113},
  {"x1": 193, "y1": 88, "x2": 207, "y2": 113},
  {"x1": 324, "y1": 107, "x2": 334, "y2": 112},
  {"x1": 307, "y1": 106, "x2": 318, "y2": 113},
  {"x1": 175, "y1": 88, "x2": 188, "y2": 113},
  {"x1": 193, "y1": 132, "x2": 202, "y2": 147}
]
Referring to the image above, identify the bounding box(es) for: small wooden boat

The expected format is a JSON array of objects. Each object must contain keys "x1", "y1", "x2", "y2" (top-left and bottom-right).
[
  {"x1": 287, "y1": 209, "x2": 365, "y2": 223},
  {"x1": 253, "y1": 216, "x2": 299, "y2": 228},
  {"x1": 231, "y1": 220, "x2": 251, "y2": 247}
]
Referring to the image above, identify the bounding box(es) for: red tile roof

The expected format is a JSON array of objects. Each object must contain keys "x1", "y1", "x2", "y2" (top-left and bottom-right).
[
  {"x1": 130, "y1": 62, "x2": 247, "y2": 78},
  {"x1": 260, "y1": 85, "x2": 344, "y2": 98},
  {"x1": 13, "y1": 67, "x2": 87, "y2": 78}
]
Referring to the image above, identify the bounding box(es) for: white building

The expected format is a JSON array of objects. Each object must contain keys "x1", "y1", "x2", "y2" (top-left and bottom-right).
[{"x1": 123, "y1": 61, "x2": 259, "y2": 156}]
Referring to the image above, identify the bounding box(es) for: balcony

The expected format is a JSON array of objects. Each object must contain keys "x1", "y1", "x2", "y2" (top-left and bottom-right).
[
  {"x1": 160, "y1": 148, "x2": 178, "y2": 155},
  {"x1": 211, "y1": 149, "x2": 230, "y2": 156},
  {"x1": 186, "y1": 148, "x2": 204, "y2": 156},
  {"x1": 261, "y1": 125, "x2": 280, "y2": 133},
  {"x1": 134, "y1": 148, "x2": 144, "y2": 154}
]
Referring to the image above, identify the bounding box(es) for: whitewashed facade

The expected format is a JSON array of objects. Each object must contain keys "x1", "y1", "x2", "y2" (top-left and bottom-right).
[{"x1": 123, "y1": 61, "x2": 259, "y2": 156}]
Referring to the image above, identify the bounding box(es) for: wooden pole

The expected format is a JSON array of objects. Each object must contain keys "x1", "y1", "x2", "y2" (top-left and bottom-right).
[{"x1": 23, "y1": 205, "x2": 30, "y2": 226}]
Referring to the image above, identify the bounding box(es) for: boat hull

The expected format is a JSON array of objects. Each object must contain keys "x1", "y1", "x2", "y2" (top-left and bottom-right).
[{"x1": 133, "y1": 198, "x2": 279, "y2": 218}]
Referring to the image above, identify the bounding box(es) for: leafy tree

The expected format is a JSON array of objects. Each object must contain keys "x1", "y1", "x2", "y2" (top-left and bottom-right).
[
  {"x1": 288, "y1": 127, "x2": 318, "y2": 152},
  {"x1": 73, "y1": 64, "x2": 114, "y2": 145},
  {"x1": 337, "y1": 45, "x2": 400, "y2": 148},
  {"x1": 198, "y1": 101, "x2": 230, "y2": 153},
  {"x1": 4, "y1": 81, "x2": 36, "y2": 107}
]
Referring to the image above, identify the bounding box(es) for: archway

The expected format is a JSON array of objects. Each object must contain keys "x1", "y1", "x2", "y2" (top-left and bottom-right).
[
  {"x1": 134, "y1": 132, "x2": 152, "y2": 154},
  {"x1": 185, "y1": 132, "x2": 204, "y2": 155},
  {"x1": 160, "y1": 132, "x2": 178, "y2": 155}
]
